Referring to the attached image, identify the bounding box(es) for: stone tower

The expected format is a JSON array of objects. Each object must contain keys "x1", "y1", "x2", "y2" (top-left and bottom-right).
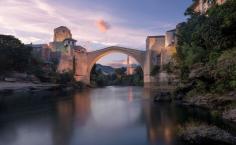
[
  {"x1": 127, "y1": 55, "x2": 132, "y2": 75},
  {"x1": 54, "y1": 26, "x2": 72, "y2": 42}
]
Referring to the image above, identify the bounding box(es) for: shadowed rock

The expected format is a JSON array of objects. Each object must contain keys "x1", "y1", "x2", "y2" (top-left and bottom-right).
[
  {"x1": 154, "y1": 91, "x2": 172, "y2": 102},
  {"x1": 179, "y1": 125, "x2": 236, "y2": 145}
]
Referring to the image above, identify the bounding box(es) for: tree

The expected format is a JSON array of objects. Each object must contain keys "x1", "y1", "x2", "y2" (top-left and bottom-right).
[{"x1": 0, "y1": 35, "x2": 32, "y2": 74}]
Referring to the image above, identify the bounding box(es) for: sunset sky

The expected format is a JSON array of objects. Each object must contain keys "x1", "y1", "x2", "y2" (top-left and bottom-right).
[{"x1": 0, "y1": 0, "x2": 192, "y2": 66}]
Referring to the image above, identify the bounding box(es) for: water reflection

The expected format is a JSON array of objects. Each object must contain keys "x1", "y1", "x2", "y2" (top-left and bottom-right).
[
  {"x1": 143, "y1": 102, "x2": 177, "y2": 145},
  {"x1": 73, "y1": 90, "x2": 91, "y2": 126},
  {"x1": 0, "y1": 87, "x2": 233, "y2": 145}
]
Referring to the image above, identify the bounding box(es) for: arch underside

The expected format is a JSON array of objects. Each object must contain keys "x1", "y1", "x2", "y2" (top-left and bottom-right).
[
  {"x1": 86, "y1": 46, "x2": 146, "y2": 83},
  {"x1": 75, "y1": 46, "x2": 149, "y2": 84}
]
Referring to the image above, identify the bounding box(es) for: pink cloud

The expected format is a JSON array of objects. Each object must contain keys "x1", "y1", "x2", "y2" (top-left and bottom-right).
[
  {"x1": 105, "y1": 57, "x2": 138, "y2": 68},
  {"x1": 96, "y1": 19, "x2": 111, "y2": 33}
]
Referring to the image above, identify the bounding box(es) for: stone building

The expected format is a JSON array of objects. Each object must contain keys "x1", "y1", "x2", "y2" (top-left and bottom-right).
[
  {"x1": 146, "y1": 36, "x2": 164, "y2": 68},
  {"x1": 145, "y1": 27, "x2": 178, "y2": 85},
  {"x1": 74, "y1": 45, "x2": 88, "y2": 81},
  {"x1": 29, "y1": 26, "x2": 86, "y2": 74},
  {"x1": 191, "y1": 0, "x2": 226, "y2": 14},
  {"x1": 146, "y1": 29, "x2": 177, "y2": 70},
  {"x1": 53, "y1": 26, "x2": 72, "y2": 42},
  {"x1": 49, "y1": 26, "x2": 83, "y2": 73},
  {"x1": 126, "y1": 56, "x2": 136, "y2": 75}
]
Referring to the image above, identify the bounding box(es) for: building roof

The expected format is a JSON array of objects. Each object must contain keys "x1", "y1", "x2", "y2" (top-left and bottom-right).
[
  {"x1": 54, "y1": 26, "x2": 70, "y2": 31},
  {"x1": 147, "y1": 35, "x2": 165, "y2": 39},
  {"x1": 74, "y1": 45, "x2": 87, "y2": 51},
  {"x1": 63, "y1": 38, "x2": 77, "y2": 42},
  {"x1": 26, "y1": 44, "x2": 49, "y2": 48},
  {"x1": 166, "y1": 29, "x2": 176, "y2": 32}
]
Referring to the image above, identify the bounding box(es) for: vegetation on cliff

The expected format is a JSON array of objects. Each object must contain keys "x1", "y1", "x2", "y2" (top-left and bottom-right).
[{"x1": 176, "y1": 0, "x2": 236, "y2": 94}]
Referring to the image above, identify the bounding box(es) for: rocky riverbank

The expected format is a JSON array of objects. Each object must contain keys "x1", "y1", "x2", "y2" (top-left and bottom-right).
[
  {"x1": 178, "y1": 123, "x2": 236, "y2": 145},
  {"x1": 154, "y1": 88, "x2": 236, "y2": 145},
  {"x1": 0, "y1": 81, "x2": 85, "y2": 95},
  {"x1": 154, "y1": 89, "x2": 236, "y2": 123},
  {"x1": 180, "y1": 92, "x2": 236, "y2": 123}
]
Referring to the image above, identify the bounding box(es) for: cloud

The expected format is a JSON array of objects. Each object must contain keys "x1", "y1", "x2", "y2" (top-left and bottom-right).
[
  {"x1": 105, "y1": 59, "x2": 126, "y2": 68},
  {"x1": 0, "y1": 0, "x2": 170, "y2": 51},
  {"x1": 20, "y1": 36, "x2": 42, "y2": 43},
  {"x1": 96, "y1": 19, "x2": 111, "y2": 33},
  {"x1": 104, "y1": 57, "x2": 138, "y2": 68}
]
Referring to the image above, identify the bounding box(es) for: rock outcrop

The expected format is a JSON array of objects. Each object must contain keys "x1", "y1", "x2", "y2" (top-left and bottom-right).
[
  {"x1": 223, "y1": 109, "x2": 236, "y2": 123},
  {"x1": 179, "y1": 124, "x2": 236, "y2": 145}
]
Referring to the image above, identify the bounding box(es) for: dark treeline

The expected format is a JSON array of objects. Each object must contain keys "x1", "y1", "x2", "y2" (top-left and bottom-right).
[{"x1": 90, "y1": 64, "x2": 143, "y2": 87}]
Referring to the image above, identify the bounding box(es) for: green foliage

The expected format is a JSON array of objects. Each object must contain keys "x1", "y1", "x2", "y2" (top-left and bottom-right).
[
  {"x1": 90, "y1": 64, "x2": 111, "y2": 86},
  {"x1": 151, "y1": 65, "x2": 160, "y2": 76},
  {"x1": 178, "y1": 0, "x2": 236, "y2": 68},
  {"x1": 55, "y1": 71, "x2": 75, "y2": 84},
  {"x1": 176, "y1": 0, "x2": 236, "y2": 92},
  {"x1": 90, "y1": 64, "x2": 143, "y2": 86},
  {"x1": 212, "y1": 48, "x2": 236, "y2": 92},
  {"x1": 0, "y1": 35, "x2": 32, "y2": 73},
  {"x1": 27, "y1": 54, "x2": 45, "y2": 79}
]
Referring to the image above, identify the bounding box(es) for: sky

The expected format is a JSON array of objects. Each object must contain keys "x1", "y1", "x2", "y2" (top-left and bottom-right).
[{"x1": 0, "y1": 0, "x2": 192, "y2": 66}]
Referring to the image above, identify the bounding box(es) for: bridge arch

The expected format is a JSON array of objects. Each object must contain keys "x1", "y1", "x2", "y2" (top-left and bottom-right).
[{"x1": 86, "y1": 46, "x2": 146, "y2": 84}]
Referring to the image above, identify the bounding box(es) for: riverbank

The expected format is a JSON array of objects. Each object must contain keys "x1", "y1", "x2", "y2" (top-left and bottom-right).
[
  {"x1": 154, "y1": 89, "x2": 236, "y2": 123},
  {"x1": 178, "y1": 123, "x2": 236, "y2": 145},
  {"x1": 177, "y1": 91, "x2": 236, "y2": 123},
  {"x1": 154, "y1": 88, "x2": 236, "y2": 145},
  {"x1": 0, "y1": 82, "x2": 60, "y2": 91},
  {"x1": 0, "y1": 81, "x2": 85, "y2": 95}
]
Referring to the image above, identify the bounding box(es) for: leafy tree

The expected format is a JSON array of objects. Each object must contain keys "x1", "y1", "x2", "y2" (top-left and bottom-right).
[{"x1": 0, "y1": 35, "x2": 32, "y2": 73}]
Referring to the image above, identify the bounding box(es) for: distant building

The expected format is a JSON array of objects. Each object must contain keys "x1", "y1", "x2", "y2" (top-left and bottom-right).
[
  {"x1": 126, "y1": 55, "x2": 136, "y2": 75},
  {"x1": 190, "y1": 0, "x2": 226, "y2": 14}
]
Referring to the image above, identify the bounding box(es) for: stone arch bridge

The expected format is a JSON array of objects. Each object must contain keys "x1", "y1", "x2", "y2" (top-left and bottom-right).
[{"x1": 74, "y1": 46, "x2": 154, "y2": 85}]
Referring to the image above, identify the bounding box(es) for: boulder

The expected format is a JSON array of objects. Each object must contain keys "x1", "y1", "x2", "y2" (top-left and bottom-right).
[
  {"x1": 154, "y1": 92, "x2": 172, "y2": 102},
  {"x1": 189, "y1": 63, "x2": 208, "y2": 80},
  {"x1": 4, "y1": 77, "x2": 17, "y2": 82},
  {"x1": 223, "y1": 109, "x2": 236, "y2": 123},
  {"x1": 179, "y1": 125, "x2": 236, "y2": 145}
]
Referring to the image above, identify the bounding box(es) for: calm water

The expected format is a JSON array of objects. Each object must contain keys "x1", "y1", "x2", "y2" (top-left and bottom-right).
[{"x1": 0, "y1": 86, "x2": 235, "y2": 145}]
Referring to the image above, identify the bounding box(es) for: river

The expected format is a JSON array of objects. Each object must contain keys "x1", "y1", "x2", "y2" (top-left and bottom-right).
[{"x1": 0, "y1": 86, "x2": 235, "y2": 145}]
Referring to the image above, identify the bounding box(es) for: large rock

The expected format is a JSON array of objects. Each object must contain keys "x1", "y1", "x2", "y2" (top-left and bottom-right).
[
  {"x1": 179, "y1": 125, "x2": 236, "y2": 145},
  {"x1": 173, "y1": 82, "x2": 196, "y2": 101},
  {"x1": 184, "y1": 94, "x2": 234, "y2": 110},
  {"x1": 154, "y1": 91, "x2": 172, "y2": 102},
  {"x1": 189, "y1": 63, "x2": 208, "y2": 80},
  {"x1": 223, "y1": 109, "x2": 236, "y2": 123}
]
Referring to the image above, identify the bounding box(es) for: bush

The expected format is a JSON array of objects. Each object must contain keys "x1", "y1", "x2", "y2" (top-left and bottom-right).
[
  {"x1": 151, "y1": 65, "x2": 160, "y2": 76},
  {"x1": 56, "y1": 71, "x2": 74, "y2": 84}
]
